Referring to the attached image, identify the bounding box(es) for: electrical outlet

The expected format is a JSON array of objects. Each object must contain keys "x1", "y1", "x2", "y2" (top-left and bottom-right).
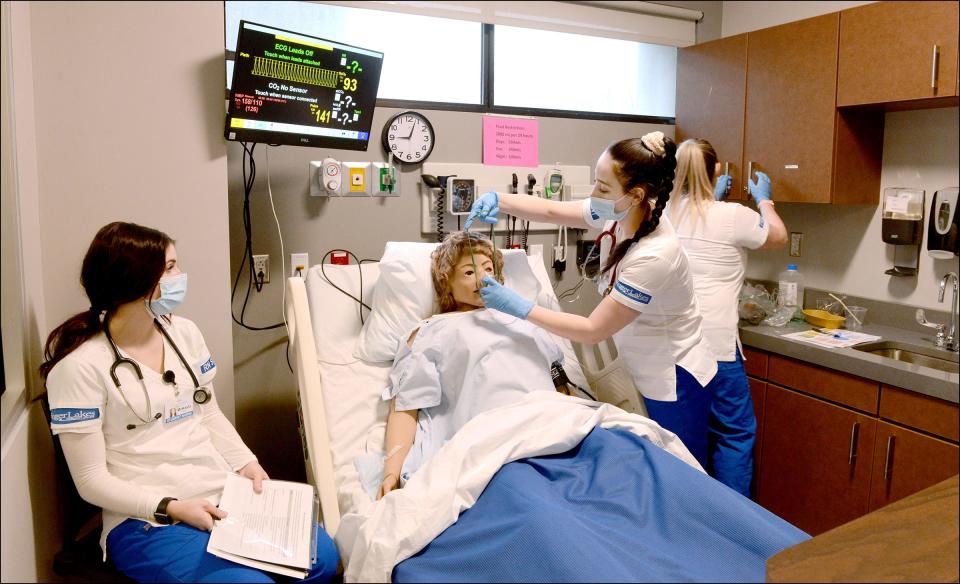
[
  {"x1": 528, "y1": 244, "x2": 544, "y2": 257},
  {"x1": 291, "y1": 253, "x2": 309, "y2": 278},
  {"x1": 789, "y1": 232, "x2": 804, "y2": 257},
  {"x1": 253, "y1": 254, "x2": 270, "y2": 284}
]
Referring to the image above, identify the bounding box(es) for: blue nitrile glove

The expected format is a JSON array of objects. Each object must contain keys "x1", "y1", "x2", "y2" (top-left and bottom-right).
[
  {"x1": 748, "y1": 171, "x2": 772, "y2": 205},
  {"x1": 479, "y1": 275, "x2": 534, "y2": 319},
  {"x1": 464, "y1": 192, "x2": 500, "y2": 229},
  {"x1": 713, "y1": 174, "x2": 732, "y2": 200}
]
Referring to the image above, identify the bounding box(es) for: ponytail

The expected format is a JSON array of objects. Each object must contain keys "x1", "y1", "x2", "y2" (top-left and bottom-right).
[
  {"x1": 38, "y1": 221, "x2": 172, "y2": 381},
  {"x1": 600, "y1": 137, "x2": 677, "y2": 278},
  {"x1": 40, "y1": 309, "x2": 103, "y2": 379}
]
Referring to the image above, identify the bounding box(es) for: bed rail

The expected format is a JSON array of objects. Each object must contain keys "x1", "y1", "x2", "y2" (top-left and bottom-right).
[{"x1": 286, "y1": 276, "x2": 342, "y2": 536}]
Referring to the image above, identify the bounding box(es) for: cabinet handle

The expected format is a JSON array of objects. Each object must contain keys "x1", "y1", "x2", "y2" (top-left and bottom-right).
[
  {"x1": 743, "y1": 161, "x2": 753, "y2": 193},
  {"x1": 931, "y1": 44, "x2": 940, "y2": 90},
  {"x1": 848, "y1": 422, "x2": 860, "y2": 465},
  {"x1": 883, "y1": 435, "x2": 895, "y2": 481}
]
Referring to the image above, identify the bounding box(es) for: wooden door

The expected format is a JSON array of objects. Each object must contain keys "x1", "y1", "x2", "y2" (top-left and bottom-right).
[
  {"x1": 758, "y1": 384, "x2": 876, "y2": 535},
  {"x1": 868, "y1": 421, "x2": 960, "y2": 511},
  {"x1": 838, "y1": 1, "x2": 960, "y2": 106},
  {"x1": 747, "y1": 376, "x2": 766, "y2": 500},
  {"x1": 676, "y1": 34, "x2": 748, "y2": 200},
  {"x1": 744, "y1": 14, "x2": 839, "y2": 204}
]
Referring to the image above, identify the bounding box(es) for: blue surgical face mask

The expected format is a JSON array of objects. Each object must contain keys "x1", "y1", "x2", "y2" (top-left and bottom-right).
[
  {"x1": 589, "y1": 194, "x2": 631, "y2": 222},
  {"x1": 146, "y1": 273, "x2": 187, "y2": 316}
]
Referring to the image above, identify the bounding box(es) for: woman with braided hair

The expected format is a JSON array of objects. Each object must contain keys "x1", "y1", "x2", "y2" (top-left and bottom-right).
[{"x1": 465, "y1": 132, "x2": 733, "y2": 486}]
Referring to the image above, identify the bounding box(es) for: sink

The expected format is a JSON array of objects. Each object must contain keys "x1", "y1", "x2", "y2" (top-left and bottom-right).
[{"x1": 853, "y1": 341, "x2": 959, "y2": 374}]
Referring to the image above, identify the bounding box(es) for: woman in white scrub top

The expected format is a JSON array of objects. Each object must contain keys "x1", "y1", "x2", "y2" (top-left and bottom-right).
[
  {"x1": 41, "y1": 222, "x2": 338, "y2": 583},
  {"x1": 665, "y1": 139, "x2": 788, "y2": 496},
  {"x1": 468, "y1": 132, "x2": 729, "y2": 486}
]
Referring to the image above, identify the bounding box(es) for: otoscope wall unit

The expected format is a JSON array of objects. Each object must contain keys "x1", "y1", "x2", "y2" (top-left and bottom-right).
[
  {"x1": 309, "y1": 159, "x2": 399, "y2": 197},
  {"x1": 418, "y1": 162, "x2": 592, "y2": 237}
]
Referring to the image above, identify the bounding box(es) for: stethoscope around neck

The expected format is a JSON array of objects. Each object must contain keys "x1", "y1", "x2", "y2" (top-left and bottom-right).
[{"x1": 104, "y1": 317, "x2": 211, "y2": 430}]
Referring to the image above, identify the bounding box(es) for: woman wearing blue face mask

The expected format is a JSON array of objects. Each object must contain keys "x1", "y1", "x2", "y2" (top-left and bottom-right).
[
  {"x1": 466, "y1": 132, "x2": 730, "y2": 488},
  {"x1": 40, "y1": 222, "x2": 339, "y2": 583}
]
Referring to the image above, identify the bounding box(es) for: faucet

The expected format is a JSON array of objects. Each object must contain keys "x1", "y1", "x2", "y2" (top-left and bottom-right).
[
  {"x1": 915, "y1": 271, "x2": 959, "y2": 351},
  {"x1": 939, "y1": 272, "x2": 959, "y2": 352}
]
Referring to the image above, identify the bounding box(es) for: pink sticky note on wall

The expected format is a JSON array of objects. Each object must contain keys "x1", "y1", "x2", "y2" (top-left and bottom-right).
[{"x1": 482, "y1": 116, "x2": 538, "y2": 167}]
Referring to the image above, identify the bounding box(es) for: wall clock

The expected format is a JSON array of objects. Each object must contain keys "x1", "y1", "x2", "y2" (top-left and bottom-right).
[{"x1": 381, "y1": 111, "x2": 435, "y2": 165}]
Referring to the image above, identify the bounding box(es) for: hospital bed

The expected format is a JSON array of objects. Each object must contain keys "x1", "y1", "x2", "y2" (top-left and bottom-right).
[{"x1": 285, "y1": 244, "x2": 808, "y2": 582}]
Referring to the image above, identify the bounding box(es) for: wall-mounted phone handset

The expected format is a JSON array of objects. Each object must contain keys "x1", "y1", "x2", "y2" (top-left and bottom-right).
[{"x1": 421, "y1": 174, "x2": 456, "y2": 243}]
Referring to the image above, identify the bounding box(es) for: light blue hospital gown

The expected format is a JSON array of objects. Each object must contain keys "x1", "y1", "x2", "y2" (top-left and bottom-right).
[{"x1": 382, "y1": 309, "x2": 563, "y2": 484}]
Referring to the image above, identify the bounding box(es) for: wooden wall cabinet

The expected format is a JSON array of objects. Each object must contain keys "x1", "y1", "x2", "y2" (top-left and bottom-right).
[
  {"x1": 675, "y1": 34, "x2": 748, "y2": 201},
  {"x1": 743, "y1": 13, "x2": 883, "y2": 204},
  {"x1": 838, "y1": 1, "x2": 960, "y2": 106},
  {"x1": 675, "y1": 14, "x2": 884, "y2": 205},
  {"x1": 746, "y1": 347, "x2": 959, "y2": 536}
]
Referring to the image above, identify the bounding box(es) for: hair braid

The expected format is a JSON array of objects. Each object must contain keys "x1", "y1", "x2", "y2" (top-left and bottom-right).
[{"x1": 600, "y1": 138, "x2": 677, "y2": 277}]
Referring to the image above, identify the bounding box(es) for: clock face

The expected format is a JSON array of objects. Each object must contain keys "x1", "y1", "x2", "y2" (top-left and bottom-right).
[{"x1": 382, "y1": 111, "x2": 435, "y2": 165}]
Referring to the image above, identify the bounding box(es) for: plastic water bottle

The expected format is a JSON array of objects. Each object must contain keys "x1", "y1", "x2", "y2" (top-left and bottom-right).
[{"x1": 778, "y1": 264, "x2": 805, "y2": 320}]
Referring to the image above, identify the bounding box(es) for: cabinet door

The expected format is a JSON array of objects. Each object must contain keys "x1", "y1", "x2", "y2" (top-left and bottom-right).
[
  {"x1": 747, "y1": 376, "x2": 766, "y2": 500},
  {"x1": 744, "y1": 14, "x2": 839, "y2": 203},
  {"x1": 676, "y1": 34, "x2": 748, "y2": 200},
  {"x1": 868, "y1": 421, "x2": 960, "y2": 512},
  {"x1": 838, "y1": 1, "x2": 959, "y2": 106},
  {"x1": 758, "y1": 384, "x2": 876, "y2": 536}
]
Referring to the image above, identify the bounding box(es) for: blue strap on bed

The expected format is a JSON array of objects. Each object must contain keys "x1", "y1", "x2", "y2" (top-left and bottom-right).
[{"x1": 394, "y1": 427, "x2": 808, "y2": 583}]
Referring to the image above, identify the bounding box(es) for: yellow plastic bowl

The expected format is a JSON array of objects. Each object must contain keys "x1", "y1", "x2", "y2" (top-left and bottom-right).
[{"x1": 803, "y1": 309, "x2": 846, "y2": 329}]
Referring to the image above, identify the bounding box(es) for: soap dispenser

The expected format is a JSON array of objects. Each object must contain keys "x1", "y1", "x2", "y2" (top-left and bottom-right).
[
  {"x1": 928, "y1": 187, "x2": 959, "y2": 259},
  {"x1": 881, "y1": 188, "x2": 924, "y2": 276}
]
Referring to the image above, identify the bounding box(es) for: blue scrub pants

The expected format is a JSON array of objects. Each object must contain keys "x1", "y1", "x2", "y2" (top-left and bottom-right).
[
  {"x1": 642, "y1": 351, "x2": 756, "y2": 497},
  {"x1": 107, "y1": 519, "x2": 339, "y2": 583}
]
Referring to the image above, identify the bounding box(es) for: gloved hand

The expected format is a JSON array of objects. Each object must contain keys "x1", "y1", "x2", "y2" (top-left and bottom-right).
[
  {"x1": 464, "y1": 191, "x2": 499, "y2": 229},
  {"x1": 748, "y1": 171, "x2": 772, "y2": 205},
  {"x1": 713, "y1": 174, "x2": 732, "y2": 200},
  {"x1": 479, "y1": 275, "x2": 534, "y2": 319}
]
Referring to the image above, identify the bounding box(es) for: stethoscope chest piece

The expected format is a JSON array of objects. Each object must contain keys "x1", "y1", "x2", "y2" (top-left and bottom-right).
[{"x1": 193, "y1": 387, "x2": 211, "y2": 405}]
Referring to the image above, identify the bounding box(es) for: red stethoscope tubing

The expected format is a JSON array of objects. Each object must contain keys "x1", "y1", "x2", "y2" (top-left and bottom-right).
[{"x1": 592, "y1": 222, "x2": 624, "y2": 296}]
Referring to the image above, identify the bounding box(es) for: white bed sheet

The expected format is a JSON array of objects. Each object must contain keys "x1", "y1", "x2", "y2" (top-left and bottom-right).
[
  {"x1": 339, "y1": 391, "x2": 701, "y2": 582},
  {"x1": 303, "y1": 254, "x2": 592, "y2": 523}
]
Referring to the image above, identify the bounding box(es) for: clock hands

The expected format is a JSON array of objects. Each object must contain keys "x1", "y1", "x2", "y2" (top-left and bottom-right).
[{"x1": 405, "y1": 119, "x2": 417, "y2": 139}]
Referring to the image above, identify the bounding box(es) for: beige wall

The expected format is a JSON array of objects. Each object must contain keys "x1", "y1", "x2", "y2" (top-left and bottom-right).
[
  {"x1": 720, "y1": 0, "x2": 960, "y2": 309},
  {"x1": 2, "y1": 1, "x2": 231, "y2": 581}
]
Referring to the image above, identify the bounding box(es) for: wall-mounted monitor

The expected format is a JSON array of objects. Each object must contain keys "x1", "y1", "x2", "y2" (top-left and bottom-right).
[{"x1": 224, "y1": 20, "x2": 384, "y2": 150}]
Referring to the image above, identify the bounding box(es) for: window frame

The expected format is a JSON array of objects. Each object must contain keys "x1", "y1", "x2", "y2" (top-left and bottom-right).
[{"x1": 224, "y1": 20, "x2": 675, "y2": 124}]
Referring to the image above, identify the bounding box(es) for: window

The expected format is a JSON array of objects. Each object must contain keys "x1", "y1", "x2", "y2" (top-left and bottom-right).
[
  {"x1": 493, "y1": 26, "x2": 677, "y2": 118},
  {"x1": 224, "y1": 2, "x2": 681, "y2": 121},
  {"x1": 225, "y1": 1, "x2": 483, "y2": 104}
]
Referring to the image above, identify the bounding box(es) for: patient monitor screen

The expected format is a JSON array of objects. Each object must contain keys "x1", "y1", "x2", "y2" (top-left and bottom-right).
[{"x1": 225, "y1": 21, "x2": 384, "y2": 150}]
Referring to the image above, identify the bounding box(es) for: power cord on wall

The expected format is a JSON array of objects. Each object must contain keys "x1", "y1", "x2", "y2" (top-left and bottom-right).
[{"x1": 231, "y1": 142, "x2": 285, "y2": 332}]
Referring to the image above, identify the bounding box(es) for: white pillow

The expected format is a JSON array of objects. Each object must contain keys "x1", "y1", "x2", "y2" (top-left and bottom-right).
[{"x1": 353, "y1": 242, "x2": 542, "y2": 362}]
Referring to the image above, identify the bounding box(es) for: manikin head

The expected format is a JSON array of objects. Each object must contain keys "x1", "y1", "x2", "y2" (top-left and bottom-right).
[{"x1": 430, "y1": 231, "x2": 504, "y2": 313}]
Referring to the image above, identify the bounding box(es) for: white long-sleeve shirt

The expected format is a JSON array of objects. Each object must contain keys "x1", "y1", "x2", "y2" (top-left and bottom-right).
[{"x1": 47, "y1": 316, "x2": 256, "y2": 555}]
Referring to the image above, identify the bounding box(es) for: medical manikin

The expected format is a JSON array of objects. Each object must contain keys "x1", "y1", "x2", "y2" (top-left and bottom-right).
[{"x1": 369, "y1": 231, "x2": 569, "y2": 499}]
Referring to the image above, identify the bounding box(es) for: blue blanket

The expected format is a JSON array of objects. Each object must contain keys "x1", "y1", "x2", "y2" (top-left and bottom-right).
[{"x1": 394, "y1": 427, "x2": 808, "y2": 582}]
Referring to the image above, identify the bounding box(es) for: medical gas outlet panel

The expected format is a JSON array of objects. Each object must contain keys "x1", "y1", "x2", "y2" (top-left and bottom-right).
[
  {"x1": 418, "y1": 162, "x2": 592, "y2": 235},
  {"x1": 310, "y1": 159, "x2": 399, "y2": 197}
]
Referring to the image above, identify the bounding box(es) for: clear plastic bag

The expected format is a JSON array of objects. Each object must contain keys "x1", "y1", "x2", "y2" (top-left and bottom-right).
[{"x1": 738, "y1": 283, "x2": 777, "y2": 325}]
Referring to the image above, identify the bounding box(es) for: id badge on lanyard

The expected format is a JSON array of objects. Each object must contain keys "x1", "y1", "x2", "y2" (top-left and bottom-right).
[{"x1": 163, "y1": 397, "x2": 194, "y2": 424}]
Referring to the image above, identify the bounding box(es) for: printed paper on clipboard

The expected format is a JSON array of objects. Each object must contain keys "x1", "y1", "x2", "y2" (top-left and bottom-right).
[{"x1": 207, "y1": 473, "x2": 319, "y2": 578}]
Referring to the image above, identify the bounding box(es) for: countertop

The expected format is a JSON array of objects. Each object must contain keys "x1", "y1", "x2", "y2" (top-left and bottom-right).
[
  {"x1": 766, "y1": 474, "x2": 959, "y2": 583},
  {"x1": 739, "y1": 321, "x2": 959, "y2": 404}
]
